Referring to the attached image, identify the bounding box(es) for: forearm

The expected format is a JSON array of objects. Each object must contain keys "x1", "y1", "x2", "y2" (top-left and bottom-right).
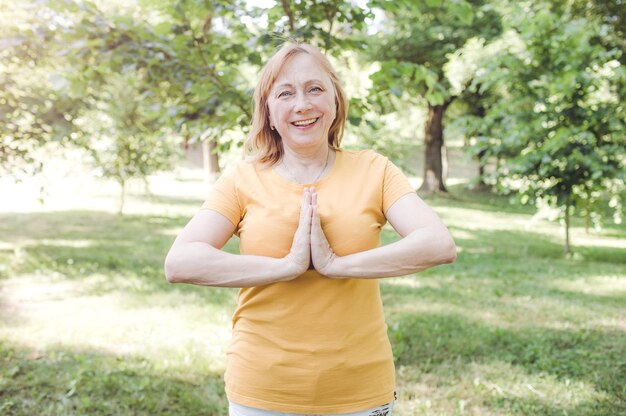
[
  {"x1": 327, "y1": 226, "x2": 456, "y2": 279},
  {"x1": 164, "y1": 242, "x2": 299, "y2": 288}
]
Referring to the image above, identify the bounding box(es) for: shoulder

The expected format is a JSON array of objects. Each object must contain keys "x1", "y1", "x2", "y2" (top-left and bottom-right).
[
  {"x1": 220, "y1": 159, "x2": 266, "y2": 179},
  {"x1": 340, "y1": 148, "x2": 388, "y2": 162},
  {"x1": 213, "y1": 160, "x2": 276, "y2": 196},
  {"x1": 339, "y1": 149, "x2": 391, "y2": 169}
]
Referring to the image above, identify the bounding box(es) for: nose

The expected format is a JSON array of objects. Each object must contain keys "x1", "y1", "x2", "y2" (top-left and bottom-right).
[{"x1": 294, "y1": 92, "x2": 312, "y2": 113}]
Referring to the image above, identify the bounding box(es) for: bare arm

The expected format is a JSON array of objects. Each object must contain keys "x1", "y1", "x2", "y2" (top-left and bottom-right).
[
  {"x1": 311, "y1": 191, "x2": 456, "y2": 279},
  {"x1": 164, "y1": 189, "x2": 314, "y2": 288}
]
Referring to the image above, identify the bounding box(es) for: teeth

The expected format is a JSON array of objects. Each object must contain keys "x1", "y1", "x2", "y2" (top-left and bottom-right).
[{"x1": 293, "y1": 118, "x2": 318, "y2": 126}]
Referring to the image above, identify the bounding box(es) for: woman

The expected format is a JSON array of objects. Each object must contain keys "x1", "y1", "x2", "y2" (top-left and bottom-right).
[{"x1": 164, "y1": 42, "x2": 456, "y2": 416}]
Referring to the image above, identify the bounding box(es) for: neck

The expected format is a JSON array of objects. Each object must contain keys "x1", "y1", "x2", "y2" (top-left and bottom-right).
[
  {"x1": 279, "y1": 145, "x2": 334, "y2": 184},
  {"x1": 282, "y1": 143, "x2": 329, "y2": 166}
]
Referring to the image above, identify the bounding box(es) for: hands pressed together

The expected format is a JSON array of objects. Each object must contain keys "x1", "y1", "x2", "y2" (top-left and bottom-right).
[{"x1": 284, "y1": 187, "x2": 340, "y2": 279}]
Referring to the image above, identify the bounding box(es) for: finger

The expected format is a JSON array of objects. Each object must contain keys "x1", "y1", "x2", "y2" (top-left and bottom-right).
[
  {"x1": 303, "y1": 203, "x2": 312, "y2": 233},
  {"x1": 299, "y1": 187, "x2": 310, "y2": 221},
  {"x1": 312, "y1": 198, "x2": 321, "y2": 232},
  {"x1": 300, "y1": 189, "x2": 313, "y2": 234},
  {"x1": 311, "y1": 189, "x2": 318, "y2": 224},
  {"x1": 305, "y1": 188, "x2": 314, "y2": 223}
]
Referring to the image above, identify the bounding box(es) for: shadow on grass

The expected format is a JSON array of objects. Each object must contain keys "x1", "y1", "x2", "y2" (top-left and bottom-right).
[
  {"x1": 382, "y1": 223, "x2": 624, "y2": 289},
  {"x1": 0, "y1": 342, "x2": 227, "y2": 416},
  {"x1": 452, "y1": 226, "x2": 625, "y2": 266},
  {"x1": 0, "y1": 210, "x2": 239, "y2": 307},
  {"x1": 425, "y1": 186, "x2": 626, "y2": 242},
  {"x1": 388, "y1": 312, "x2": 626, "y2": 416},
  {"x1": 422, "y1": 185, "x2": 537, "y2": 216},
  {"x1": 386, "y1": 223, "x2": 624, "y2": 273}
]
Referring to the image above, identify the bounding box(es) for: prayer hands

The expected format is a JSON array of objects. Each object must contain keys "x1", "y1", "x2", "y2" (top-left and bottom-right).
[
  {"x1": 284, "y1": 187, "x2": 339, "y2": 278},
  {"x1": 310, "y1": 189, "x2": 338, "y2": 276},
  {"x1": 284, "y1": 188, "x2": 313, "y2": 277}
]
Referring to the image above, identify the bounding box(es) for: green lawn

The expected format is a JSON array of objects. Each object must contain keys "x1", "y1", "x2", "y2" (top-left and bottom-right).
[{"x1": 0, "y1": 177, "x2": 624, "y2": 416}]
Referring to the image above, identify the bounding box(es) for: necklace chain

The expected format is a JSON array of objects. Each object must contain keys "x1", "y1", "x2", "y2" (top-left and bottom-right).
[{"x1": 282, "y1": 148, "x2": 330, "y2": 184}]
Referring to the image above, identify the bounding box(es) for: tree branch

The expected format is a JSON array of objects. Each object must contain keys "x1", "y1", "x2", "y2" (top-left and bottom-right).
[
  {"x1": 181, "y1": 10, "x2": 252, "y2": 119},
  {"x1": 281, "y1": 0, "x2": 295, "y2": 32}
]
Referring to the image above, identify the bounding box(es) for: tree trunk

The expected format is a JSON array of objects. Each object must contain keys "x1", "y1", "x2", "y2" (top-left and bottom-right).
[
  {"x1": 203, "y1": 140, "x2": 220, "y2": 183},
  {"x1": 584, "y1": 198, "x2": 590, "y2": 234},
  {"x1": 281, "y1": 0, "x2": 296, "y2": 31},
  {"x1": 475, "y1": 148, "x2": 488, "y2": 190},
  {"x1": 118, "y1": 178, "x2": 126, "y2": 215},
  {"x1": 564, "y1": 197, "x2": 571, "y2": 255},
  {"x1": 418, "y1": 103, "x2": 448, "y2": 193},
  {"x1": 142, "y1": 176, "x2": 152, "y2": 196},
  {"x1": 474, "y1": 103, "x2": 488, "y2": 190}
]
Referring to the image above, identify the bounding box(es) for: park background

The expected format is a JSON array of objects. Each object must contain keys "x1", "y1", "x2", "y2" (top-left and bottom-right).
[{"x1": 0, "y1": 0, "x2": 624, "y2": 415}]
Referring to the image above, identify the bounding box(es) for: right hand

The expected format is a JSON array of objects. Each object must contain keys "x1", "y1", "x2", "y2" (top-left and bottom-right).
[{"x1": 283, "y1": 187, "x2": 313, "y2": 278}]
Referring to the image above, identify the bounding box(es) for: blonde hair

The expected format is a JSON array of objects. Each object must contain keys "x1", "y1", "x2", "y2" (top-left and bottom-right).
[{"x1": 245, "y1": 42, "x2": 348, "y2": 166}]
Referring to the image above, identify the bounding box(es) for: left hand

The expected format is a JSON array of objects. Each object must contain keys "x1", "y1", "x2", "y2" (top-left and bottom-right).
[{"x1": 310, "y1": 189, "x2": 340, "y2": 276}]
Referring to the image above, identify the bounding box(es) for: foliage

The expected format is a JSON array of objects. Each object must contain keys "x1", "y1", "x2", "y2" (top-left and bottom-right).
[
  {"x1": 470, "y1": 2, "x2": 626, "y2": 252},
  {"x1": 366, "y1": 0, "x2": 501, "y2": 109},
  {"x1": 363, "y1": 0, "x2": 502, "y2": 192},
  {"x1": 73, "y1": 73, "x2": 178, "y2": 213},
  {"x1": 1, "y1": 0, "x2": 623, "y2": 219},
  {"x1": 138, "y1": 0, "x2": 259, "y2": 149},
  {"x1": 261, "y1": 0, "x2": 370, "y2": 54},
  {"x1": 0, "y1": 2, "x2": 81, "y2": 177},
  {"x1": 567, "y1": 0, "x2": 626, "y2": 65},
  {"x1": 0, "y1": 0, "x2": 375, "y2": 182}
]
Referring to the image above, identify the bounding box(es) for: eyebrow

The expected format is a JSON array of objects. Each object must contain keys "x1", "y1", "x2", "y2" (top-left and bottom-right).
[{"x1": 273, "y1": 79, "x2": 326, "y2": 91}]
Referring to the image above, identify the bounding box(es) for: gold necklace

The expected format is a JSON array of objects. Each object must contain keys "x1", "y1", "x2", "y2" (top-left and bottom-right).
[{"x1": 282, "y1": 148, "x2": 330, "y2": 184}]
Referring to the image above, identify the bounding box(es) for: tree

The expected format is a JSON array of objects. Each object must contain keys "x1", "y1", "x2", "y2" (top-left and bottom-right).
[
  {"x1": 567, "y1": 0, "x2": 626, "y2": 64},
  {"x1": 262, "y1": 0, "x2": 369, "y2": 52},
  {"x1": 472, "y1": 2, "x2": 625, "y2": 254},
  {"x1": 74, "y1": 73, "x2": 177, "y2": 214},
  {"x1": 366, "y1": 0, "x2": 501, "y2": 193},
  {"x1": 0, "y1": 2, "x2": 80, "y2": 177},
  {"x1": 145, "y1": 0, "x2": 259, "y2": 181},
  {"x1": 451, "y1": 85, "x2": 491, "y2": 190},
  {"x1": 48, "y1": 0, "x2": 260, "y2": 185}
]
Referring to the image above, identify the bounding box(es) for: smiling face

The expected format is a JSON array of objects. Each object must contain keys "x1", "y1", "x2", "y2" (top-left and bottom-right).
[{"x1": 267, "y1": 53, "x2": 337, "y2": 153}]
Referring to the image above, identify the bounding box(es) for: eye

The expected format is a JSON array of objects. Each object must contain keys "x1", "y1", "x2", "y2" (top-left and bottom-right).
[
  {"x1": 309, "y1": 86, "x2": 324, "y2": 93},
  {"x1": 278, "y1": 90, "x2": 292, "y2": 98}
]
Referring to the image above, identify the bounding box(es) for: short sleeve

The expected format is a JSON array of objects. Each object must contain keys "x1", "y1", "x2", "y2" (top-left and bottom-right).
[
  {"x1": 382, "y1": 158, "x2": 415, "y2": 214},
  {"x1": 200, "y1": 166, "x2": 242, "y2": 228}
]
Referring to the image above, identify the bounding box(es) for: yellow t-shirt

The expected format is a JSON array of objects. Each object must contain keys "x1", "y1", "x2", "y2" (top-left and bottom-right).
[{"x1": 202, "y1": 149, "x2": 414, "y2": 414}]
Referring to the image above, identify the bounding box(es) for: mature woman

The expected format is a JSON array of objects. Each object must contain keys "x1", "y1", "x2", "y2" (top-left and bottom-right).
[{"x1": 164, "y1": 42, "x2": 456, "y2": 416}]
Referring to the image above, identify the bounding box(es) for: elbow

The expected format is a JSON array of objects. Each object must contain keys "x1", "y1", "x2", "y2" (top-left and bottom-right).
[
  {"x1": 164, "y1": 253, "x2": 184, "y2": 284},
  {"x1": 443, "y1": 241, "x2": 457, "y2": 264},
  {"x1": 438, "y1": 232, "x2": 457, "y2": 265}
]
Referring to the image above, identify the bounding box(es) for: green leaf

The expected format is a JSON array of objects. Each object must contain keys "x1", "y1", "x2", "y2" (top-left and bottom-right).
[
  {"x1": 425, "y1": 89, "x2": 445, "y2": 105},
  {"x1": 153, "y1": 22, "x2": 173, "y2": 36},
  {"x1": 447, "y1": 1, "x2": 474, "y2": 26},
  {"x1": 348, "y1": 115, "x2": 362, "y2": 126},
  {"x1": 390, "y1": 88, "x2": 403, "y2": 97}
]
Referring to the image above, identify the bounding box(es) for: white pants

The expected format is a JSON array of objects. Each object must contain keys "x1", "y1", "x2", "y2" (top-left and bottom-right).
[{"x1": 228, "y1": 400, "x2": 395, "y2": 416}]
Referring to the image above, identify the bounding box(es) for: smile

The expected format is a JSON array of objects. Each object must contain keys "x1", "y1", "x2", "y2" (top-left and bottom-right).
[{"x1": 291, "y1": 118, "x2": 319, "y2": 127}]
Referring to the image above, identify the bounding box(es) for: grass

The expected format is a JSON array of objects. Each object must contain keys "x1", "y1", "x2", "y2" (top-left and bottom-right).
[{"x1": 0, "y1": 171, "x2": 625, "y2": 415}]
